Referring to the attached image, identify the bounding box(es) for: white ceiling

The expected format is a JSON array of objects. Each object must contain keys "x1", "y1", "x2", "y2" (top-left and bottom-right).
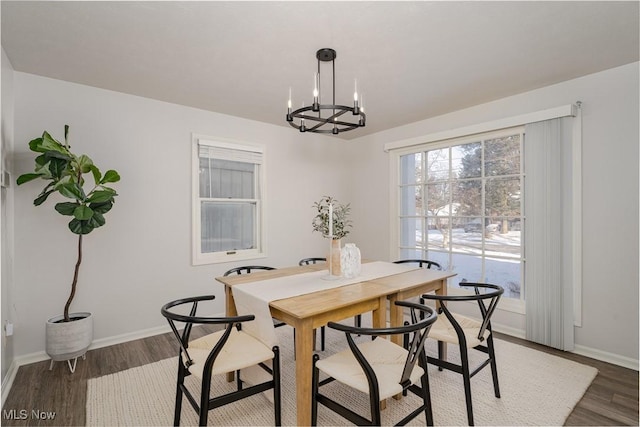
[{"x1": 2, "y1": 1, "x2": 638, "y2": 139}]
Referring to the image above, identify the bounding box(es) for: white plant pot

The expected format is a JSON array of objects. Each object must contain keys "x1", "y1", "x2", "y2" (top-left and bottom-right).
[{"x1": 45, "y1": 312, "x2": 93, "y2": 362}]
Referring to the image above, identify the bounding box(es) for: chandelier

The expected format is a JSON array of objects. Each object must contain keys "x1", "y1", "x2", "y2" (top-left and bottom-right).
[{"x1": 286, "y1": 48, "x2": 366, "y2": 135}]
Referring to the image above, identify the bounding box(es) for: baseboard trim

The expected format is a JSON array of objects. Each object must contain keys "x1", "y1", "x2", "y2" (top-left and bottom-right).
[
  {"x1": 493, "y1": 322, "x2": 639, "y2": 371},
  {"x1": 1, "y1": 360, "x2": 19, "y2": 408},
  {"x1": 573, "y1": 344, "x2": 639, "y2": 371}
]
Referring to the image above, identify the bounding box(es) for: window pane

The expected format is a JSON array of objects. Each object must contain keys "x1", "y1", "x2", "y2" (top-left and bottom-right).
[
  {"x1": 450, "y1": 254, "x2": 483, "y2": 288},
  {"x1": 426, "y1": 148, "x2": 449, "y2": 181},
  {"x1": 427, "y1": 225, "x2": 450, "y2": 251},
  {"x1": 485, "y1": 135, "x2": 520, "y2": 176},
  {"x1": 485, "y1": 177, "x2": 521, "y2": 217},
  {"x1": 425, "y1": 251, "x2": 449, "y2": 270},
  {"x1": 453, "y1": 178, "x2": 482, "y2": 217},
  {"x1": 452, "y1": 218, "x2": 483, "y2": 253},
  {"x1": 201, "y1": 201, "x2": 255, "y2": 253},
  {"x1": 484, "y1": 217, "x2": 521, "y2": 260},
  {"x1": 199, "y1": 157, "x2": 211, "y2": 198},
  {"x1": 425, "y1": 182, "x2": 451, "y2": 216},
  {"x1": 400, "y1": 185, "x2": 422, "y2": 216},
  {"x1": 456, "y1": 142, "x2": 482, "y2": 178},
  {"x1": 400, "y1": 153, "x2": 422, "y2": 184},
  {"x1": 207, "y1": 159, "x2": 255, "y2": 199},
  {"x1": 485, "y1": 257, "x2": 522, "y2": 299}
]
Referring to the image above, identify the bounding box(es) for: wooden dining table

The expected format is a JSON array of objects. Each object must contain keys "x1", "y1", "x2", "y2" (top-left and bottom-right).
[{"x1": 216, "y1": 263, "x2": 456, "y2": 426}]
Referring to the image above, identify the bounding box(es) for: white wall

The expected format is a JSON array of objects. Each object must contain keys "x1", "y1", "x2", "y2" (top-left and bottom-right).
[
  {"x1": 8, "y1": 62, "x2": 639, "y2": 368},
  {"x1": 11, "y1": 73, "x2": 351, "y2": 357},
  {"x1": 347, "y1": 62, "x2": 640, "y2": 364}
]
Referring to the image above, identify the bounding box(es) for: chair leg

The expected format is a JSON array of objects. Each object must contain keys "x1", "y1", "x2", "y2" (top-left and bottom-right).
[
  {"x1": 173, "y1": 361, "x2": 185, "y2": 427},
  {"x1": 199, "y1": 365, "x2": 213, "y2": 426},
  {"x1": 437, "y1": 340, "x2": 445, "y2": 371},
  {"x1": 487, "y1": 335, "x2": 501, "y2": 398},
  {"x1": 273, "y1": 347, "x2": 282, "y2": 426},
  {"x1": 460, "y1": 344, "x2": 474, "y2": 426},
  {"x1": 419, "y1": 355, "x2": 434, "y2": 426},
  {"x1": 320, "y1": 326, "x2": 325, "y2": 351},
  {"x1": 236, "y1": 369, "x2": 243, "y2": 391}
]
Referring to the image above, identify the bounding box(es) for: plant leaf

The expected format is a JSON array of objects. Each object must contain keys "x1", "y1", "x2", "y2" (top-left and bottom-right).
[
  {"x1": 75, "y1": 154, "x2": 94, "y2": 174},
  {"x1": 48, "y1": 158, "x2": 68, "y2": 179},
  {"x1": 55, "y1": 202, "x2": 79, "y2": 216},
  {"x1": 73, "y1": 205, "x2": 94, "y2": 220},
  {"x1": 89, "y1": 165, "x2": 101, "y2": 185},
  {"x1": 28, "y1": 138, "x2": 45, "y2": 153},
  {"x1": 16, "y1": 173, "x2": 42, "y2": 186},
  {"x1": 41, "y1": 132, "x2": 67, "y2": 155},
  {"x1": 89, "y1": 200, "x2": 113, "y2": 214},
  {"x1": 88, "y1": 190, "x2": 115, "y2": 203},
  {"x1": 68, "y1": 218, "x2": 95, "y2": 235},
  {"x1": 34, "y1": 189, "x2": 55, "y2": 206},
  {"x1": 88, "y1": 212, "x2": 105, "y2": 228},
  {"x1": 100, "y1": 170, "x2": 120, "y2": 184},
  {"x1": 58, "y1": 182, "x2": 86, "y2": 201}
]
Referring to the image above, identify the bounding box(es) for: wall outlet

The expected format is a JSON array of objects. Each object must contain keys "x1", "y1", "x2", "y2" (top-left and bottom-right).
[{"x1": 4, "y1": 321, "x2": 14, "y2": 337}]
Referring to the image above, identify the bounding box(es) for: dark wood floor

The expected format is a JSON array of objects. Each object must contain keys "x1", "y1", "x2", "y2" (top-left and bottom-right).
[{"x1": 2, "y1": 328, "x2": 638, "y2": 426}]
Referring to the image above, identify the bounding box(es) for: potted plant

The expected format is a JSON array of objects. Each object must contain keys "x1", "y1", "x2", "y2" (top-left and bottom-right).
[
  {"x1": 17, "y1": 125, "x2": 120, "y2": 371},
  {"x1": 312, "y1": 196, "x2": 351, "y2": 275}
]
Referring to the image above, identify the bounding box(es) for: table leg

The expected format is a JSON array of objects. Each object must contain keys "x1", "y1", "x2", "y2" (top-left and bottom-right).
[
  {"x1": 225, "y1": 286, "x2": 237, "y2": 382},
  {"x1": 295, "y1": 318, "x2": 315, "y2": 426}
]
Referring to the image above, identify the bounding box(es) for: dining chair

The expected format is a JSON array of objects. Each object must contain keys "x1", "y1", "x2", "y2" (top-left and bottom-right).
[
  {"x1": 312, "y1": 300, "x2": 438, "y2": 426},
  {"x1": 421, "y1": 282, "x2": 504, "y2": 426},
  {"x1": 161, "y1": 295, "x2": 282, "y2": 426},
  {"x1": 298, "y1": 257, "x2": 327, "y2": 266}
]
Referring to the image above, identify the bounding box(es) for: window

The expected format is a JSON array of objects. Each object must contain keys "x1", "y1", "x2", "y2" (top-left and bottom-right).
[
  {"x1": 395, "y1": 127, "x2": 524, "y2": 304},
  {"x1": 192, "y1": 136, "x2": 265, "y2": 265}
]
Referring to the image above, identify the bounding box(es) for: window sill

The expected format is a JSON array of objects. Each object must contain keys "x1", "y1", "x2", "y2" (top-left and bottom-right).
[{"x1": 192, "y1": 250, "x2": 267, "y2": 266}]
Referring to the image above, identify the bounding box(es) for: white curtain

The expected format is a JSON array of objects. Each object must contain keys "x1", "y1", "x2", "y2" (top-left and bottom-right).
[{"x1": 524, "y1": 117, "x2": 575, "y2": 351}]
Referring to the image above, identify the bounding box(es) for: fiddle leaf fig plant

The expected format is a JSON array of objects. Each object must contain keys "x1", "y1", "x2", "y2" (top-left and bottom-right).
[{"x1": 17, "y1": 125, "x2": 120, "y2": 322}]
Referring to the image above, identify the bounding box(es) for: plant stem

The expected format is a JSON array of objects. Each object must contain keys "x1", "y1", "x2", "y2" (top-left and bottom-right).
[{"x1": 64, "y1": 234, "x2": 83, "y2": 322}]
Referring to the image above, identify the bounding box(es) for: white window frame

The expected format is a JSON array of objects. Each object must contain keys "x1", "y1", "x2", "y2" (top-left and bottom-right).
[
  {"x1": 191, "y1": 134, "x2": 267, "y2": 265},
  {"x1": 387, "y1": 103, "x2": 582, "y2": 323},
  {"x1": 390, "y1": 127, "x2": 526, "y2": 314}
]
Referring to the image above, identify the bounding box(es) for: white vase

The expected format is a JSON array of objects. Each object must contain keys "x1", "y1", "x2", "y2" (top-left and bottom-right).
[{"x1": 340, "y1": 243, "x2": 361, "y2": 279}]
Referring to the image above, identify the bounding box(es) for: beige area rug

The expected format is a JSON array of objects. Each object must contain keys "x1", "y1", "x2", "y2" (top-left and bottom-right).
[{"x1": 86, "y1": 325, "x2": 597, "y2": 426}]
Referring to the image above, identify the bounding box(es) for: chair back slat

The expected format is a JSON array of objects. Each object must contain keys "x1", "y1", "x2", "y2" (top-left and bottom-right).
[
  {"x1": 393, "y1": 259, "x2": 442, "y2": 270},
  {"x1": 399, "y1": 306, "x2": 435, "y2": 388}
]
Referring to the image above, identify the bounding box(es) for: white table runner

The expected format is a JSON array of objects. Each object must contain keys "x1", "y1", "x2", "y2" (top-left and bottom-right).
[{"x1": 232, "y1": 261, "x2": 419, "y2": 348}]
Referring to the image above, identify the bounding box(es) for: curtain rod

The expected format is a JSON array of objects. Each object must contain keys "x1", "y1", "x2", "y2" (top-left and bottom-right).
[{"x1": 384, "y1": 103, "x2": 580, "y2": 152}]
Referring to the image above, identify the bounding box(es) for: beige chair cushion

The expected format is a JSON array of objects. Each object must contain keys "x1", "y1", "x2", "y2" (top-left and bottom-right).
[
  {"x1": 428, "y1": 313, "x2": 490, "y2": 348},
  {"x1": 316, "y1": 338, "x2": 424, "y2": 400},
  {"x1": 185, "y1": 328, "x2": 274, "y2": 380}
]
